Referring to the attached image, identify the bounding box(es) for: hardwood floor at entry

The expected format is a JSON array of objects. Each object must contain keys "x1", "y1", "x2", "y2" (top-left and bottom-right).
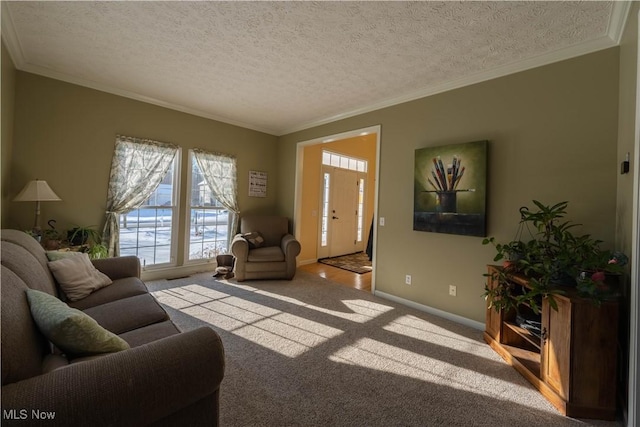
[{"x1": 299, "y1": 262, "x2": 371, "y2": 292}]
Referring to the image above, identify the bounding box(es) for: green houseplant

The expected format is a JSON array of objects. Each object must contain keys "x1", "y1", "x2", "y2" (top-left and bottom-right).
[
  {"x1": 483, "y1": 200, "x2": 625, "y2": 313},
  {"x1": 66, "y1": 225, "x2": 108, "y2": 259},
  {"x1": 41, "y1": 220, "x2": 65, "y2": 250}
]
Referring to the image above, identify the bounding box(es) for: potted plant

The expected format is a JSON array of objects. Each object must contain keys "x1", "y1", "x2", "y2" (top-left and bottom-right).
[
  {"x1": 482, "y1": 238, "x2": 526, "y2": 269},
  {"x1": 41, "y1": 220, "x2": 64, "y2": 250},
  {"x1": 66, "y1": 225, "x2": 109, "y2": 259},
  {"x1": 67, "y1": 226, "x2": 101, "y2": 246},
  {"x1": 483, "y1": 200, "x2": 626, "y2": 313},
  {"x1": 574, "y1": 250, "x2": 628, "y2": 300}
]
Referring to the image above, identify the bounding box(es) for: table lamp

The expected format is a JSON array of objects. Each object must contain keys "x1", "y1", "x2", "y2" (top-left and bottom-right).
[{"x1": 13, "y1": 179, "x2": 61, "y2": 238}]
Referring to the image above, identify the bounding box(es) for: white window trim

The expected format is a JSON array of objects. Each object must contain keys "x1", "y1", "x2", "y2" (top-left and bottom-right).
[
  {"x1": 135, "y1": 148, "x2": 182, "y2": 271},
  {"x1": 183, "y1": 150, "x2": 230, "y2": 265}
]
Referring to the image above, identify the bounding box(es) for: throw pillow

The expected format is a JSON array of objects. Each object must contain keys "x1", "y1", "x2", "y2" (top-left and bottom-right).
[
  {"x1": 47, "y1": 253, "x2": 112, "y2": 301},
  {"x1": 26, "y1": 289, "x2": 130, "y2": 358},
  {"x1": 46, "y1": 250, "x2": 82, "y2": 262},
  {"x1": 242, "y1": 231, "x2": 265, "y2": 249}
]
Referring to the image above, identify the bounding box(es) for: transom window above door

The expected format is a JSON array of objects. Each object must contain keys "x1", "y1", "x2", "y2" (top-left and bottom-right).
[{"x1": 322, "y1": 151, "x2": 367, "y2": 172}]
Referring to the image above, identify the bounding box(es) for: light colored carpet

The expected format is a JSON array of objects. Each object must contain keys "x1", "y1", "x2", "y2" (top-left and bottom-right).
[{"x1": 147, "y1": 270, "x2": 622, "y2": 427}]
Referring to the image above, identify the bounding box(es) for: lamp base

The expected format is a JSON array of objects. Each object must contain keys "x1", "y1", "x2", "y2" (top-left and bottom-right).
[{"x1": 30, "y1": 227, "x2": 42, "y2": 242}]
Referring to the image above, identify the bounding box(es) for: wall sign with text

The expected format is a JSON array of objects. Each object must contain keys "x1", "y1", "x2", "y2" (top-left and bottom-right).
[{"x1": 249, "y1": 170, "x2": 267, "y2": 197}]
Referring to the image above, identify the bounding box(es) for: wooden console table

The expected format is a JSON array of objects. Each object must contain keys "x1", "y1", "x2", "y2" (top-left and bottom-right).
[{"x1": 484, "y1": 265, "x2": 619, "y2": 420}]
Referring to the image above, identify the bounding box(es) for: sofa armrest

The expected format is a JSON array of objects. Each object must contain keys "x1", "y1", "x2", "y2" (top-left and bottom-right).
[
  {"x1": 91, "y1": 256, "x2": 141, "y2": 280},
  {"x1": 1, "y1": 327, "x2": 224, "y2": 427},
  {"x1": 230, "y1": 234, "x2": 249, "y2": 262},
  {"x1": 281, "y1": 234, "x2": 301, "y2": 260}
]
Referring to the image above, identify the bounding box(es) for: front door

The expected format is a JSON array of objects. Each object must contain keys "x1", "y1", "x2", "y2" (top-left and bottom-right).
[
  {"x1": 319, "y1": 165, "x2": 366, "y2": 258},
  {"x1": 330, "y1": 168, "x2": 359, "y2": 257}
]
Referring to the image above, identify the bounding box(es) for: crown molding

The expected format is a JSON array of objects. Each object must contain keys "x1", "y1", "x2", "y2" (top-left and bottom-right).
[
  {"x1": 2, "y1": 1, "x2": 631, "y2": 138},
  {"x1": 1, "y1": 2, "x2": 25, "y2": 68},
  {"x1": 17, "y1": 62, "x2": 280, "y2": 136},
  {"x1": 608, "y1": 0, "x2": 633, "y2": 44},
  {"x1": 1, "y1": 4, "x2": 278, "y2": 137},
  {"x1": 281, "y1": 34, "x2": 618, "y2": 136}
]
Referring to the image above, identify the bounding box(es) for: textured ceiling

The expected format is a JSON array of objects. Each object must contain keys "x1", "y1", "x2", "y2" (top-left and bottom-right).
[{"x1": 1, "y1": 1, "x2": 629, "y2": 135}]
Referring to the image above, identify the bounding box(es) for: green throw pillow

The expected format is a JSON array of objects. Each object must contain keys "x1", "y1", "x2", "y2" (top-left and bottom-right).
[{"x1": 26, "y1": 289, "x2": 130, "y2": 358}]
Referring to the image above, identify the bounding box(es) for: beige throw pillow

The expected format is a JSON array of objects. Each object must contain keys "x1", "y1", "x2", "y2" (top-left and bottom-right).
[{"x1": 48, "y1": 253, "x2": 112, "y2": 301}]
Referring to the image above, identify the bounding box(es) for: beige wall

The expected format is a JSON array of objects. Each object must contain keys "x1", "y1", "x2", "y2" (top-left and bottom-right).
[
  {"x1": 7, "y1": 72, "x2": 278, "y2": 269},
  {"x1": 278, "y1": 48, "x2": 620, "y2": 323},
  {"x1": 299, "y1": 134, "x2": 376, "y2": 263},
  {"x1": 1, "y1": 40, "x2": 16, "y2": 227},
  {"x1": 2, "y1": 41, "x2": 625, "y2": 324},
  {"x1": 617, "y1": 3, "x2": 639, "y2": 286}
]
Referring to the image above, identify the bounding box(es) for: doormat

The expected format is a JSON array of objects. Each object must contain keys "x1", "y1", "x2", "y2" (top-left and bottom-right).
[{"x1": 318, "y1": 252, "x2": 372, "y2": 274}]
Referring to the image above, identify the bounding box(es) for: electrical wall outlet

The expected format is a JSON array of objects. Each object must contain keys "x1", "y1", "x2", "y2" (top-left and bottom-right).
[
  {"x1": 380, "y1": 217, "x2": 385, "y2": 226},
  {"x1": 449, "y1": 285, "x2": 457, "y2": 296},
  {"x1": 405, "y1": 275, "x2": 412, "y2": 285}
]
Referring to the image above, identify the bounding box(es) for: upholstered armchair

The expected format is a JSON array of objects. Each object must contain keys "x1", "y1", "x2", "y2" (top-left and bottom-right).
[{"x1": 231, "y1": 216, "x2": 301, "y2": 281}]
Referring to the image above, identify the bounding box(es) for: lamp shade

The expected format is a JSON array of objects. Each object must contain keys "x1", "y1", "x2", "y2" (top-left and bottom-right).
[{"x1": 13, "y1": 180, "x2": 61, "y2": 202}]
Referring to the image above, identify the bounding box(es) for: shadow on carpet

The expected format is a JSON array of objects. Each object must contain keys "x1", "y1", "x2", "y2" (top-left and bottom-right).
[
  {"x1": 319, "y1": 252, "x2": 372, "y2": 274},
  {"x1": 146, "y1": 271, "x2": 621, "y2": 427}
]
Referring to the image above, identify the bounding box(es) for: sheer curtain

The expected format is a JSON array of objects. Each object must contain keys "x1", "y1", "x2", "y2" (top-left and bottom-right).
[
  {"x1": 102, "y1": 135, "x2": 178, "y2": 256},
  {"x1": 192, "y1": 149, "x2": 240, "y2": 248}
]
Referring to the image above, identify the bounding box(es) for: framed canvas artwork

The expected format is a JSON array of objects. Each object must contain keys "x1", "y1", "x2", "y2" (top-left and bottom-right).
[{"x1": 413, "y1": 140, "x2": 487, "y2": 236}]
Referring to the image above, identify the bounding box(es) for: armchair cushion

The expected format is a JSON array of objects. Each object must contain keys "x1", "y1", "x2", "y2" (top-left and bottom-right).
[
  {"x1": 247, "y1": 246, "x2": 285, "y2": 262},
  {"x1": 26, "y1": 289, "x2": 130, "y2": 358}
]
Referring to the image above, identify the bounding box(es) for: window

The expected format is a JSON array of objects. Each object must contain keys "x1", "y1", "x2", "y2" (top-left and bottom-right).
[
  {"x1": 321, "y1": 172, "x2": 330, "y2": 247},
  {"x1": 187, "y1": 151, "x2": 231, "y2": 261},
  {"x1": 322, "y1": 150, "x2": 367, "y2": 172},
  {"x1": 118, "y1": 154, "x2": 180, "y2": 267},
  {"x1": 357, "y1": 178, "x2": 365, "y2": 242},
  {"x1": 105, "y1": 137, "x2": 238, "y2": 270},
  {"x1": 104, "y1": 135, "x2": 180, "y2": 268}
]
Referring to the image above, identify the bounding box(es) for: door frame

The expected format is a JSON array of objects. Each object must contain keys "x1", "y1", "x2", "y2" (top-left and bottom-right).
[
  {"x1": 293, "y1": 125, "x2": 381, "y2": 293},
  {"x1": 628, "y1": 8, "x2": 640, "y2": 425}
]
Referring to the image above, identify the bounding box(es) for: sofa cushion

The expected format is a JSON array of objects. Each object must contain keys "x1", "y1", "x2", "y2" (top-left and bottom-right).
[
  {"x1": 1, "y1": 230, "x2": 56, "y2": 285},
  {"x1": 42, "y1": 353, "x2": 69, "y2": 373},
  {"x1": 247, "y1": 246, "x2": 285, "y2": 262},
  {"x1": 67, "y1": 277, "x2": 149, "y2": 310},
  {"x1": 26, "y1": 289, "x2": 130, "y2": 359},
  {"x1": 83, "y1": 293, "x2": 169, "y2": 335},
  {"x1": 119, "y1": 320, "x2": 181, "y2": 348},
  {"x1": 1, "y1": 267, "x2": 50, "y2": 386},
  {"x1": 48, "y1": 253, "x2": 112, "y2": 301},
  {"x1": 1, "y1": 240, "x2": 59, "y2": 296}
]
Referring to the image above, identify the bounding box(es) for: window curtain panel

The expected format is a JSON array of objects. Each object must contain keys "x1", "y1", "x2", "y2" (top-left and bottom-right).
[
  {"x1": 102, "y1": 135, "x2": 178, "y2": 257},
  {"x1": 192, "y1": 149, "x2": 240, "y2": 248}
]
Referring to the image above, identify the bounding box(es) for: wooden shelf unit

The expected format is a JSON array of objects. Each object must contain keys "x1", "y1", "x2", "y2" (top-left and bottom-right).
[{"x1": 484, "y1": 265, "x2": 619, "y2": 420}]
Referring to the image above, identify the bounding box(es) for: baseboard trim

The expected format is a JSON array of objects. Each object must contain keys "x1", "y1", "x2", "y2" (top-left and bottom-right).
[
  {"x1": 298, "y1": 258, "x2": 318, "y2": 266},
  {"x1": 141, "y1": 263, "x2": 216, "y2": 281},
  {"x1": 374, "y1": 290, "x2": 484, "y2": 331}
]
